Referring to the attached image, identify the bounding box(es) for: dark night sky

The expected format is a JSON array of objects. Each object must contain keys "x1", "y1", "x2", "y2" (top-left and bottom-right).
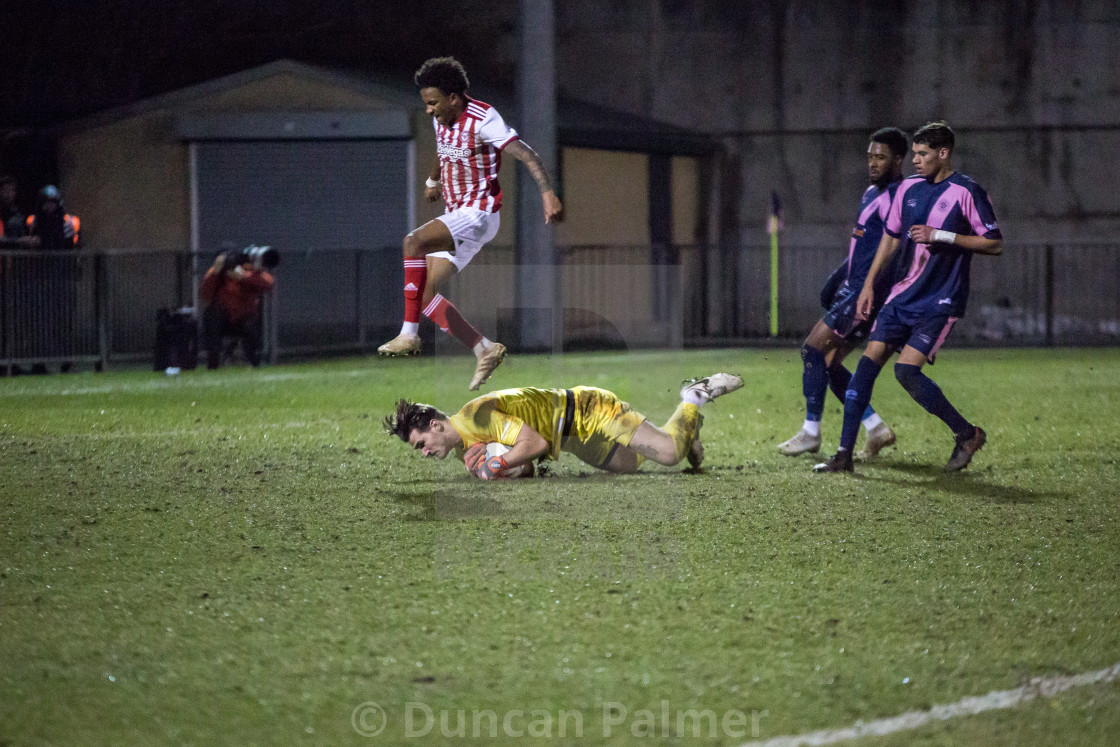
[{"x1": 1, "y1": 0, "x2": 521, "y2": 128}]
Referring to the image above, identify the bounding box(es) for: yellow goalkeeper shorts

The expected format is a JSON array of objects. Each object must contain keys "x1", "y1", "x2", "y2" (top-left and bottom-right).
[{"x1": 561, "y1": 386, "x2": 647, "y2": 468}]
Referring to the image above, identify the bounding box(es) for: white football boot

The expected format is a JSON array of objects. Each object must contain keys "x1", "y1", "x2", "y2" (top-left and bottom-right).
[
  {"x1": 679, "y1": 373, "x2": 744, "y2": 404},
  {"x1": 856, "y1": 422, "x2": 896, "y2": 462},
  {"x1": 777, "y1": 429, "x2": 822, "y2": 456},
  {"x1": 469, "y1": 342, "x2": 507, "y2": 390}
]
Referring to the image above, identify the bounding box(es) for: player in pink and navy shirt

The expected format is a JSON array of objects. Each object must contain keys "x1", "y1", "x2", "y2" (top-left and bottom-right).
[
  {"x1": 816, "y1": 122, "x2": 1003, "y2": 474},
  {"x1": 378, "y1": 56, "x2": 564, "y2": 391},
  {"x1": 778, "y1": 127, "x2": 909, "y2": 461}
]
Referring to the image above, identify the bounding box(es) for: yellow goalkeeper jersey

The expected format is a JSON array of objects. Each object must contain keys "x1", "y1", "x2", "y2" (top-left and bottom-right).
[{"x1": 448, "y1": 386, "x2": 646, "y2": 464}]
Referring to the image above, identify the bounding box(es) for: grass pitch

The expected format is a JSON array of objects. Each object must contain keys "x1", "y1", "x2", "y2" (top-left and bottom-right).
[{"x1": 2, "y1": 347, "x2": 1119, "y2": 744}]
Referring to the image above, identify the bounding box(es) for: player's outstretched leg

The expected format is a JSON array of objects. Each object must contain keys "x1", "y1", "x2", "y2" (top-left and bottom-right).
[
  {"x1": 827, "y1": 361, "x2": 896, "y2": 460},
  {"x1": 420, "y1": 290, "x2": 506, "y2": 389},
  {"x1": 814, "y1": 355, "x2": 882, "y2": 473},
  {"x1": 679, "y1": 372, "x2": 744, "y2": 465},
  {"x1": 621, "y1": 373, "x2": 742, "y2": 469},
  {"x1": 778, "y1": 344, "x2": 826, "y2": 456},
  {"x1": 893, "y1": 362, "x2": 983, "y2": 470},
  {"x1": 673, "y1": 373, "x2": 742, "y2": 466}
]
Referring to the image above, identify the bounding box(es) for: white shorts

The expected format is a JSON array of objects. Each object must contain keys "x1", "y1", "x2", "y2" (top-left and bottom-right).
[{"x1": 429, "y1": 207, "x2": 501, "y2": 271}]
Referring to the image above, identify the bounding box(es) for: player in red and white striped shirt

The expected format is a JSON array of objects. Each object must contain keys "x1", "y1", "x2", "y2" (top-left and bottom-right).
[{"x1": 378, "y1": 57, "x2": 564, "y2": 390}]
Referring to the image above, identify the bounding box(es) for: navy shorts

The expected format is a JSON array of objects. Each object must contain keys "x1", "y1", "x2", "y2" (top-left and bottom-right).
[
  {"x1": 869, "y1": 302, "x2": 959, "y2": 363},
  {"x1": 823, "y1": 283, "x2": 878, "y2": 342}
]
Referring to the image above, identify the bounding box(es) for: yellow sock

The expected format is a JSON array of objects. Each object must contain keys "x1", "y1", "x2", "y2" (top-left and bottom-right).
[{"x1": 660, "y1": 402, "x2": 700, "y2": 463}]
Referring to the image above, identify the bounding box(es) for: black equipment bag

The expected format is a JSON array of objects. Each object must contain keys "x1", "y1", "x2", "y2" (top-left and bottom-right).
[{"x1": 153, "y1": 307, "x2": 198, "y2": 371}]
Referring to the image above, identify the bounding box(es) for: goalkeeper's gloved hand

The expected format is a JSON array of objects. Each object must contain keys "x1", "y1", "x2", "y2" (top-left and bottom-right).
[
  {"x1": 477, "y1": 455, "x2": 508, "y2": 480},
  {"x1": 464, "y1": 443, "x2": 488, "y2": 474}
]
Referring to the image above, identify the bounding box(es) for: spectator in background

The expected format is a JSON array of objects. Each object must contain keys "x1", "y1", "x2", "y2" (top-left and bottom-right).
[
  {"x1": 26, "y1": 185, "x2": 81, "y2": 250},
  {"x1": 24, "y1": 185, "x2": 82, "y2": 373},
  {"x1": 199, "y1": 246, "x2": 275, "y2": 369}
]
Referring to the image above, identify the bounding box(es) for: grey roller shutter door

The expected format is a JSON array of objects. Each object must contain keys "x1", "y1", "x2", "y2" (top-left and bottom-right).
[
  {"x1": 196, "y1": 140, "x2": 407, "y2": 249},
  {"x1": 195, "y1": 140, "x2": 409, "y2": 349}
]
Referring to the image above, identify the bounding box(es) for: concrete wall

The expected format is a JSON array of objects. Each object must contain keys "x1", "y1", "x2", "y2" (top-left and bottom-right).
[
  {"x1": 557, "y1": 148, "x2": 650, "y2": 246},
  {"x1": 553, "y1": 0, "x2": 1120, "y2": 243}
]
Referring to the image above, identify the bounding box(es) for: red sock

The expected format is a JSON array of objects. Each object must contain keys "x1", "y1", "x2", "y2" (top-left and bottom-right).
[
  {"x1": 403, "y1": 259, "x2": 427, "y2": 324},
  {"x1": 423, "y1": 294, "x2": 483, "y2": 349}
]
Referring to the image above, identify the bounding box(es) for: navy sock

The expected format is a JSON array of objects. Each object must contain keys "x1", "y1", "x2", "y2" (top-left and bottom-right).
[
  {"x1": 829, "y1": 363, "x2": 876, "y2": 421},
  {"x1": 826, "y1": 362, "x2": 851, "y2": 403},
  {"x1": 802, "y1": 345, "x2": 828, "y2": 422},
  {"x1": 841, "y1": 357, "x2": 882, "y2": 451},
  {"x1": 894, "y1": 363, "x2": 971, "y2": 437}
]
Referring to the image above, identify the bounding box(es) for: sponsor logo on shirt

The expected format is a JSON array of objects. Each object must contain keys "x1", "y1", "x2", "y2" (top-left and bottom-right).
[
  {"x1": 438, "y1": 143, "x2": 475, "y2": 160},
  {"x1": 906, "y1": 199, "x2": 918, "y2": 208},
  {"x1": 938, "y1": 298, "x2": 952, "y2": 305}
]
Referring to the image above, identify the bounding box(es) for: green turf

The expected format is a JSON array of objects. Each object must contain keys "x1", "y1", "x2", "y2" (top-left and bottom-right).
[{"x1": 2, "y1": 348, "x2": 1118, "y2": 745}]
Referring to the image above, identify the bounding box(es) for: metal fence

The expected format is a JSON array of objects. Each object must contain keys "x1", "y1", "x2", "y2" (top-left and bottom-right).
[
  {"x1": 734, "y1": 242, "x2": 1120, "y2": 344},
  {"x1": 1, "y1": 251, "x2": 106, "y2": 371},
  {"x1": 1, "y1": 242, "x2": 1117, "y2": 372}
]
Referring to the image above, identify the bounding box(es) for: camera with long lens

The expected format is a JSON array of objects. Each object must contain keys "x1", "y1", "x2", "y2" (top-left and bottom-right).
[{"x1": 224, "y1": 244, "x2": 280, "y2": 270}]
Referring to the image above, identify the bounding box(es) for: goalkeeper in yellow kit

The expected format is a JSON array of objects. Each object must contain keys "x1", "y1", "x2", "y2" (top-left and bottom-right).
[{"x1": 384, "y1": 373, "x2": 743, "y2": 477}]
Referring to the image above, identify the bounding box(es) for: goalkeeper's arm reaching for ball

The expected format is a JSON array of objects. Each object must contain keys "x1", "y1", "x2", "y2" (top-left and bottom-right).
[{"x1": 463, "y1": 428, "x2": 548, "y2": 479}]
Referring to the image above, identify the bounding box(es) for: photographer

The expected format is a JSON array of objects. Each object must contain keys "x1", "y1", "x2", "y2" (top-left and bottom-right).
[{"x1": 199, "y1": 246, "x2": 276, "y2": 369}]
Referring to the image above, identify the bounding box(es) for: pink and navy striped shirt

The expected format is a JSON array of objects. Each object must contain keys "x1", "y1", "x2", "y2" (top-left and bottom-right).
[
  {"x1": 846, "y1": 180, "x2": 902, "y2": 293},
  {"x1": 434, "y1": 98, "x2": 519, "y2": 213},
  {"x1": 883, "y1": 173, "x2": 1002, "y2": 316}
]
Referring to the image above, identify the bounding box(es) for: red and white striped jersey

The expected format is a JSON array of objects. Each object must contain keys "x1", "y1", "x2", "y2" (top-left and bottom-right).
[{"x1": 433, "y1": 98, "x2": 519, "y2": 213}]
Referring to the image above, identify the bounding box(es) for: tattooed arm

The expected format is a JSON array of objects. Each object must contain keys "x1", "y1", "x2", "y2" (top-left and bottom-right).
[{"x1": 504, "y1": 140, "x2": 565, "y2": 224}]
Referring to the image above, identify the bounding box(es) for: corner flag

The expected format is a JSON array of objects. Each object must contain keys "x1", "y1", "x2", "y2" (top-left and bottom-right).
[{"x1": 768, "y1": 191, "x2": 782, "y2": 337}]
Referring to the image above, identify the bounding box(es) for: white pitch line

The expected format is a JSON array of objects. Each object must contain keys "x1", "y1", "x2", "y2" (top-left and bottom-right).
[
  {"x1": 739, "y1": 662, "x2": 1120, "y2": 747},
  {"x1": 0, "y1": 367, "x2": 375, "y2": 398}
]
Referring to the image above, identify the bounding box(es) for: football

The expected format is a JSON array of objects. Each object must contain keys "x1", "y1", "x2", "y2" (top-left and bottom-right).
[{"x1": 468, "y1": 442, "x2": 535, "y2": 479}]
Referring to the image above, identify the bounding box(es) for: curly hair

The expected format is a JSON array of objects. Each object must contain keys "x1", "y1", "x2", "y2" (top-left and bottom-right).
[
  {"x1": 383, "y1": 399, "x2": 448, "y2": 442},
  {"x1": 913, "y1": 121, "x2": 955, "y2": 151},
  {"x1": 414, "y1": 57, "x2": 470, "y2": 96},
  {"x1": 870, "y1": 127, "x2": 910, "y2": 158}
]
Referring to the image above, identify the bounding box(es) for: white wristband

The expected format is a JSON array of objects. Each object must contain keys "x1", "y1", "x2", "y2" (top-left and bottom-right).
[
  {"x1": 931, "y1": 229, "x2": 957, "y2": 244},
  {"x1": 425, "y1": 177, "x2": 441, "y2": 189}
]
